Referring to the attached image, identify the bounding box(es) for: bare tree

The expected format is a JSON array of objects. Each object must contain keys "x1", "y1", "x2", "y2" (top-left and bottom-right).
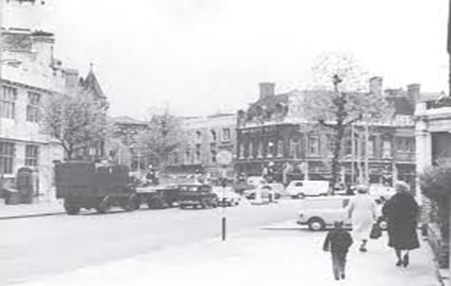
[
  {"x1": 42, "y1": 90, "x2": 109, "y2": 160},
  {"x1": 300, "y1": 52, "x2": 393, "y2": 191}
]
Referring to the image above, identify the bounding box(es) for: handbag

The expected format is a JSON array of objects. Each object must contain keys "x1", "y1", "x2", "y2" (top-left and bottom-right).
[{"x1": 370, "y1": 223, "x2": 382, "y2": 239}]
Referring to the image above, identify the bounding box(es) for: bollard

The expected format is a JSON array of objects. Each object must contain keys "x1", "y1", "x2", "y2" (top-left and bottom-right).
[{"x1": 222, "y1": 216, "x2": 226, "y2": 241}]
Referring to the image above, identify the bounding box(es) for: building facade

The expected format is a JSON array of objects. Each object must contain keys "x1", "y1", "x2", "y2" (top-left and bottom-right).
[
  {"x1": 235, "y1": 80, "x2": 419, "y2": 188},
  {"x1": 165, "y1": 113, "x2": 237, "y2": 179},
  {"x1": 0, "y1": 27, "x2": 107, "y2": 202}
]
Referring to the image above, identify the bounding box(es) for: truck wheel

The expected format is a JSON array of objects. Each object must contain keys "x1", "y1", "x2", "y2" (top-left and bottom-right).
[
  {"x1": 96, "y1": 197, "x2": 112, "y2": 214},
  {"x1": 64, "y1": 204, "x2": 80, "y2": 215},
  {"x1": 125, "y1": 194, "x2": 141, "y2": 211}
]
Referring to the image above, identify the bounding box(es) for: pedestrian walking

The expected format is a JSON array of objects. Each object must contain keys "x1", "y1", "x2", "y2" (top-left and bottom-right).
[
  {"x1": 347, "y1": 185, "x2": 377, "y2": 252},
  {"x1": 382, "y1": 181, "x2": 420, "y2": 267},
  {"x1": 323, "y1": 221, "x2": 353, "y2": 281}
]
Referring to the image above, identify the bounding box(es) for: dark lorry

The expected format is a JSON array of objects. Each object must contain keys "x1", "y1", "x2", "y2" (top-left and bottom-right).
[{"x1": 55, "y1": 161, "x2": 141, "y2": 215}]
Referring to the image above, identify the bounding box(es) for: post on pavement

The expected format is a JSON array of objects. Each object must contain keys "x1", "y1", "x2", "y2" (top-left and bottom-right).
[
  {"x1": 216, "y1": 150, "x2": 232, "y2": 242},
  {"x1": 221, "y1": 164, "x2": 227, "y2": 241}
]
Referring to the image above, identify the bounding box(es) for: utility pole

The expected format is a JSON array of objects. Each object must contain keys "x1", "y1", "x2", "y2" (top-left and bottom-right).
[{"x1": 364, "y1": 115, "x2": 370, "y2": 185}]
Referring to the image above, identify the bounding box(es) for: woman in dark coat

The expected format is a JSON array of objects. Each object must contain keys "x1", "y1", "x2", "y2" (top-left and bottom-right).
[{"x1": 382, "y1": 181, "x2": 420, "y2": 267}]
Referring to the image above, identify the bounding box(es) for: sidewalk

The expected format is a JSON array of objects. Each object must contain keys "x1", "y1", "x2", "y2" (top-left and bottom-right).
[
  {"x1": 0, "y1": 200, "x2": 64, "y2": 220},
  {"x1": 13, "y1": 222, "x2": 443, "y2": 286}
]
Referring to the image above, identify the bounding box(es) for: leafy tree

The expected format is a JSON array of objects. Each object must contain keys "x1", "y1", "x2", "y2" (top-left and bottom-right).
[
  {"x1": 135, "y1": 109, "x2": 190, "y2": 170},
  {"x1": 300, "y1": 52, "x2": 393, "y2": 191},
  {"x1": 42, "y1": 90, "x2": 109, "y2": 160}
]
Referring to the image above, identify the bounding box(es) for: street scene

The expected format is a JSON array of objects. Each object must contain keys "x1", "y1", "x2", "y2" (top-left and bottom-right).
[{"x1": 1, "y1": 0, "x2": 451, "y2": 285}]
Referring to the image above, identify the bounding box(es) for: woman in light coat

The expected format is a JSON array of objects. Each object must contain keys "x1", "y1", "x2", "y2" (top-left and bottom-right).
[{"x1": 347, "y1": 185, "x2": 377, "y2": 252}]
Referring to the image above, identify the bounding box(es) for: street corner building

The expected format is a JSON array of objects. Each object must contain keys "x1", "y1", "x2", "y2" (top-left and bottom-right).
[
  {"x1": 234, "y1": 80, "x2": 438, "y2": 189},
  {"x1": 0, "y1": 26, "x2": 107, "y2": 204}
]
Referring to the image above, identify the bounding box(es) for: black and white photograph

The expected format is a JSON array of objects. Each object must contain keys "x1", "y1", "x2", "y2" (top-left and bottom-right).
[{"x1": 0, "y1": 0, "x2": 450, "y2": 285}]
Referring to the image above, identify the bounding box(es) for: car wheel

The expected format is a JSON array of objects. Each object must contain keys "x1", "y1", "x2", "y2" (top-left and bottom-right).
[
  {"x1": 308, "y1": 218, "x2": 326, "y2": 231},
  {"x1": 296, "y1": 193, "x2": 305, "y2": 199}
]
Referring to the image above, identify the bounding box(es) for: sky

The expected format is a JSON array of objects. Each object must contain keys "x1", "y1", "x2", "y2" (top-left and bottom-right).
[{"x1": 4, "y1": 0, "x2": 450, "y2": 119}]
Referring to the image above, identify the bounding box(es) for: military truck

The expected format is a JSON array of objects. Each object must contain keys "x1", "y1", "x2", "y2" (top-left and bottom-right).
[
  {"x1": 55, "y1": 161, "x2": 141, "y2": 215},
  {"x1": 177, "y1": 184, "x2": 218, "y2": 209}
]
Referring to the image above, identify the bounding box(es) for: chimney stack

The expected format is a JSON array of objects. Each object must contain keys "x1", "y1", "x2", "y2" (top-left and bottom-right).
[
  {"x1": 65, "y1": 69, "x2": 79, "y2": 91},
  {"x1": 369, "y1": 77, "x2": 383, "y2": 96},
  {"x1": 259, "y1": 82, "x2": 275, "y2": 99},
  {"x1": 407, "y1": 83, "x2": 421, "y2": 104}
]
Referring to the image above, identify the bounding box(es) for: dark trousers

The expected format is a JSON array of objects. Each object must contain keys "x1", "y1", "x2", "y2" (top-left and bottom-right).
[{"x1": 331, "y1": 252, "x2": 347, "y2": 279}]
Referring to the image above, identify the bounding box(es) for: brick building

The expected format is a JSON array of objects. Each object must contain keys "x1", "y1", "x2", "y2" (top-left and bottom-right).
[{"x1": 235, "y1": 80, "x2": 422, "y2": 188}]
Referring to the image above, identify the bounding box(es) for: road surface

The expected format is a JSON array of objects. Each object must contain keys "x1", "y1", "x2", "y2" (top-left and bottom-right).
[{"x1": 0, "y1": 200, "x2": 302, "y2": 285}]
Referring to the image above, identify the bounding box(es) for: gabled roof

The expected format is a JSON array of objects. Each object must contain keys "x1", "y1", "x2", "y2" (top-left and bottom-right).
[{"x1": 81, "y1": 68, "x2": 105, "y2": 98}]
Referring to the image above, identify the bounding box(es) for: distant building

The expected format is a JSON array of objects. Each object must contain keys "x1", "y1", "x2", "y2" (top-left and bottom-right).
[
  {"x1": 235, "y1": 80, "x2": 425, "y2": 188},
  {"x1": 165, "y1": 113, "x2": 237, "y2": 179},
  {"x1": 109, "y1": 116, "x2": 148, "y2": 169}
]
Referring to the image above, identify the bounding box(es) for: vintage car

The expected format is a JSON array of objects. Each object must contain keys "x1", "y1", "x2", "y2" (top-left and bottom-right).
[
  {"x1": 212, "y1": 186, "x2": 242, "y2": 207},
  {"x1": 177, "y1": 184, "x2": 218, "y2": 209}
]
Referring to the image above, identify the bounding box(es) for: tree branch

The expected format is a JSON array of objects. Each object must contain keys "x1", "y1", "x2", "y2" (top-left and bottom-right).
[{"x1": 343, "y1": 114, "x2": 362, "y2": 126}]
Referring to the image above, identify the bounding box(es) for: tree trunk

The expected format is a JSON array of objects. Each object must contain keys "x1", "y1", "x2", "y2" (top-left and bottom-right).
[{"x1": 331, "y1": 124, "x2": 344, "y2": 194}]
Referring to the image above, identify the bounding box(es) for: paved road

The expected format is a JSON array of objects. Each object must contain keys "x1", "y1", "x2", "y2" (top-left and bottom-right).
[{"x1": 0, "y1": 200, "x2": 302, "y2": 285}]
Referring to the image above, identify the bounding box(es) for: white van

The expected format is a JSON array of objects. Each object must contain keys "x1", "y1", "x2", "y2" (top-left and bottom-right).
[
  {"x1": 297, "y1": 196, "x2": 384, "y2": 231},
  {"x1": 285, "y1": 180, "x2": 329, "y2": 198}
]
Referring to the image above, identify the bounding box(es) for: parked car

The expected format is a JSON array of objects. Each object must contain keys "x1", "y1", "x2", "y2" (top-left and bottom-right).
[
  {"x1": 285, "y1": 180, "x2": 330, "y2": 199},
  {"x1": 243, "y1": 185, "x2": 278, "y2": 204},
  {"x1": 296, "y1": 196, "x2": 384, "y2": 231},
  {"x1": 212, "y1": 186, "x2": 242, "y2": 207},
  {"x1": 266, "y1": 183, "x2": 284, "y2": 199},
  {"x1": 247, "y1": 176, "x2": 266, "y2": 187},
  {"x1": 178, "y1": 184, "x2": 218, "y2": 209}
]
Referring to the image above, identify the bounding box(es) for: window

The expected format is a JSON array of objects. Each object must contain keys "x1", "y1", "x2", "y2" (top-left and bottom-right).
[
  {"x1": 210, "y1": 130, "x2": 217, "y2": 142},
  {"x1": 195, "y1": 151, "x2": 201, "y2": 163},
  {"x1": 257, "y1": 141, "x2": 263, "y2": 158},
  {"x1": 1, "y1": 86, "x2": 17, "y2": 119},
  {"x1": 308, "y1": 134, "x2": 320, "y2": 155},
  {"x1": 397, "y1": 138, "x2": 415, "y2": 152},
  {"x1": 195, "y1": 131, "x2": 202, "y2": 142},
  {"x1": 266, "y1": 140, "x2": 275, "y2": 157},
  {"x1": 277, "y1": 139, "x2": 283, "y2": 157},
  {"x1": 27, "y1": 92, "x2": 41, "y2": 122},
  {"x1": 210, "y1": 150, "x2": 217, "y2": 163},
  {"x1": 185, "y1": 150, "x2": 191, "y2": 164},
  {"x1": 25, "y1": 145, "x2": 39, "y2": 166},
  {"x1": 248, "y1": 141, "x2": 254, "y2": 158},
  {"x1": 222, "y1": 128, "x2": 231, "y2": 142},
  {"x1": 289, "y1": 138, "x2": 300, "y2": 159},
  {"x1": 0, "y1": 142, "x2": 14, "y2": 174},
  {"x1": 382, "y1": 140, "x2": 392, "y2": 158},
  {"x1": 367, "y1": 136, "x2": 375, "y2": 157}
]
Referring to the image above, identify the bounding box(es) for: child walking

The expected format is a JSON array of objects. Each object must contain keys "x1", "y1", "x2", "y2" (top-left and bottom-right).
[{"x1": 323, "y1": 221, "x2": 353, "y2": 281}]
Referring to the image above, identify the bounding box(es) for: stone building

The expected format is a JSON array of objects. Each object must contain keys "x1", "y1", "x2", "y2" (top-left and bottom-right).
[
  {"x1": 235, "y1": 80, "x2": 421, "y2": 188},
  {"x1": 165, "y1": 113, "x2": 236, "y2": 179},
  {"x1": 0, "y1": 27, "x2": 107, "y2": 202}
]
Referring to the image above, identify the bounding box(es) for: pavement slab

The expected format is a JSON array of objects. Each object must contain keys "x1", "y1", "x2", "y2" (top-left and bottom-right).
[{"x1": 13, "y1": 225, "x2": 442, "y2": 286}]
